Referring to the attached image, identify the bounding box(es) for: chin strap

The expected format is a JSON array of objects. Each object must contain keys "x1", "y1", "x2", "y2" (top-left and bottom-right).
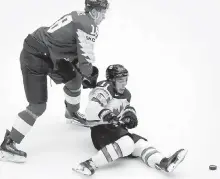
[{"x1": 89, "y1": 10, "x2": 101, "y2": 23}]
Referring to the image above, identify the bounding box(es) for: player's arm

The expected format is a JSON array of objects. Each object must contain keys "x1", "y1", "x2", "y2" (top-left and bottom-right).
[
  {"x1": 74, "y1": 22, "x2": 99, "y2": 88},
  {"x1": 75, "y1": 28, "x2": 94, "y2": 76},
  {"x1": 85, "y1": 86, "x2": 118, "y2": 125},
  {"x1": 120, "y1": 90, "x2": 138, "y2": 129}
]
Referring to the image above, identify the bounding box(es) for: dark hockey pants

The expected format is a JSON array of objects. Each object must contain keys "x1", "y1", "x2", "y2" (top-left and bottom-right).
[
  {"x1": 90, "y1": 125, "x2": 147, "y2": 158},
  {"x1": 20, "y1": 34, "x2": 78, "y2": 104}
]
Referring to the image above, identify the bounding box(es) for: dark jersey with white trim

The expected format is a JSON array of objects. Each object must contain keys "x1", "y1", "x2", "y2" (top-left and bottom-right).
[{"x1": 32, "y1": 11, "x2": 98, "y2": 76}]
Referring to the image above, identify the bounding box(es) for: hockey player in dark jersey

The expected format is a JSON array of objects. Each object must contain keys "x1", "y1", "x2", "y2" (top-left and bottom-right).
[
  {"x1": 0, "y1": 0, "x2": 109, "y2": 163},
  {"x1": 72, "y1": 64, "x2": 188, "y2": 176}
]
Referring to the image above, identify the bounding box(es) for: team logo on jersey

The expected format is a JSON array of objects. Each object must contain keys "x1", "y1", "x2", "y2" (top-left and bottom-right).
[
  {"x1": 77, "y1": 29, "x2": 96, "y2": 63},
  {"x1": 86, "y1": 36, "x2": 96, "y2": 42},
  {"x1": 112, "y1": 103, "x2": 124, "y2": 116}
]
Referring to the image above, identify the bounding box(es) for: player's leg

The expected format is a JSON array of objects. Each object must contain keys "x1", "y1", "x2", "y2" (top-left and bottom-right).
[
  {"x1": 73, "y1": 135, "x2": 134, "y2": 176},
  {"x1": 131, "y1": 134, "x2": 187, "y2": 173},
  {"x1": 73, "y1": 126, "x2": 134, "y2": 176},
  {"x1": 63, "y1": 68, "x2": 87, "y2": 125},
  {"x1": 0, "y1": 48, "x2": 49, "y2": 163}
]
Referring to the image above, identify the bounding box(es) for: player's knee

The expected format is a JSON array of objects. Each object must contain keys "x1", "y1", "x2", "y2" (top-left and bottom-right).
[
  {"x1": 132, "y1": 139, "x2": 151, "y2": 157},
  {"x1": 134, "y1": 139, "x2": 149, "y2": 149},
  {"x1": 115, "y1": 135, "x2": 135, "y2": 157},
  {"x1": 65, "y1": 75, "x2": 82, "y2": 90},
  {"x1": 26, "y1": 103, "x2": 47, "y2": 117}
]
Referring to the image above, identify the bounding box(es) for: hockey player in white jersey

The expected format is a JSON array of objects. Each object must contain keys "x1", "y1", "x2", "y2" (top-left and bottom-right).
[{"x1": 72, "y1": 64, "x2": 187, "y2": 176}]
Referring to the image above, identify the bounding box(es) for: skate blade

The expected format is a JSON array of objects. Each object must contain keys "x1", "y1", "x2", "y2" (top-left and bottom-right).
[
  {"x1": 167, "y1": 149, "x2": 188, "y2": 172},
  {"x1": 66, "y1": 118, "x2": 90, "y2": 127},
  {"x1": 0, "y1": 150, "x2": 26, "y2": 163},
  {"x1": 72, "y1": 166, "x2": 93, "y2": 176}
]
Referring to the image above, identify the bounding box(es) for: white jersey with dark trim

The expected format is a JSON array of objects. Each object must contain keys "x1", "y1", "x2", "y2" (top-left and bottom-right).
[{"x1": 85, "y1": 80, "x2": 131, "y2": 122}]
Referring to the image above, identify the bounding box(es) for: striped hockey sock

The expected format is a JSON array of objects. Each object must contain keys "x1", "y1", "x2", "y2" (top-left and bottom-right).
[{"x1": 64, "y1": 86, "x2": 81, "y2": 113}]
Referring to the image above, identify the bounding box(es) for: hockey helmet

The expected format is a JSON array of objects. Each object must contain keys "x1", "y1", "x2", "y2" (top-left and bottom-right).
[
  {"x1": 106, "y1": 64, "x2": 129, "y2": 81},
  {"x1": 85, "y1": 0, "x2": 109, "y2": 10}
]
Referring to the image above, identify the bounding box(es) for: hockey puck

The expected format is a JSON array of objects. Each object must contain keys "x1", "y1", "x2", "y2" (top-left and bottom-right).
[{"x1": 209, "y1": 165, "x2": 217, "y2": 170}]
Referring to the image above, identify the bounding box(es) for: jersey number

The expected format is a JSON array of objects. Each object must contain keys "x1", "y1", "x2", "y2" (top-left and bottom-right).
[
  {"x1": 47, "y1": 15, "x2": 99, "y2": 37},
  {"x1": 47, "y1": 15, "x2": 72, "y2": 33},
  {"x1": 91, "y1": 25, "x2": 99, "y2": 37}
]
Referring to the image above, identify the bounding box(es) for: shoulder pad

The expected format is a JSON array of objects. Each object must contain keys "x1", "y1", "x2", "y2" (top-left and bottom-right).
[
  {"x1": 96, "y1": 80, "x2": 115, "y2": 96},
  {"x1": 88, "y1": 80, "x2": 114, "y2": 106},
  {"x1": 72, "y1": 11, "x2": 98, "y2": 37}
]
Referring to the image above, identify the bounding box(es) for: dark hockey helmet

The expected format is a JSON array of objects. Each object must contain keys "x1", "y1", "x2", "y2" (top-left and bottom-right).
[
  {"x1": 106, "y1": 64, "x2": 129, "y2": 81},
  {"x1": 85, "y1": 0, "x2": 109, "y2": 10}
]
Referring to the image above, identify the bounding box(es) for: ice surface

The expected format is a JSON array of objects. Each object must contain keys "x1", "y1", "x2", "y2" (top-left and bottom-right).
[{"x1": 0, "y1": 0, "x2": 220, "y2": 179}]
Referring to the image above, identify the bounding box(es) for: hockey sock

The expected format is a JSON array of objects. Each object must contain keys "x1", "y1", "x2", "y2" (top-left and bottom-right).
[
  {"x1": 132, "y1": 139, "x2": 164, "y2": 169},
  {"x1": 92, "y1": 135, "x2": 134, "y2": 168},
  {"x1": 64, "y1": 86, "x2": 81, "y2": 113},
  {"x1": 10, "y1": 103, "x2": 46, "y2": 144}
]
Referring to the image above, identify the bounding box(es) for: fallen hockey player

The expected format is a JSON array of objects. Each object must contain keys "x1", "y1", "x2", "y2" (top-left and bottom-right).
[{"x1": 72, "y1": 64, "x2": 187, "y2": 176}]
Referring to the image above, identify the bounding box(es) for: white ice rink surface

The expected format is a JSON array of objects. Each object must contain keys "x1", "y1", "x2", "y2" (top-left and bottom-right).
[{"x1": 0, "y1": 0, "x2": 220, "y2": 179}]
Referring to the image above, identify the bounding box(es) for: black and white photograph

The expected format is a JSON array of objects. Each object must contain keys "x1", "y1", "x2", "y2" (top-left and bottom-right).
[{"x1": 0, "y1": 0, "x2": 219, "y2": 179}]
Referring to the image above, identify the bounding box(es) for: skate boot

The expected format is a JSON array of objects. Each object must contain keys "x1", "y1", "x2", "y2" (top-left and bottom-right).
[
  {"x1": 0, "y1": 129, "x2": 27, "y2": 163},
  {"x1": 72, "y1": 159, "x2": 97, "y2": 176},
  {"x1": 156, "y1": 149, "x2": 187, "y2": 172},
  {"x1": 65, "y1": 110, "x2": 89, "y2": 127}
]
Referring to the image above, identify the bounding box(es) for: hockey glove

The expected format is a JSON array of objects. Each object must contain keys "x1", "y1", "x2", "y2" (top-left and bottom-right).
[
  {"x1": 49, "y1": 59, "x2": 76, "y2": 84},
  {"x1": 121, "y1": 106, "x2": 138, "y2": 129},
  {"x1": 82, "y1": 66, "x2": 99, "y2": 89},
  {"x1": 98, "y1": 109, "x2": 119, "y2": 125}
]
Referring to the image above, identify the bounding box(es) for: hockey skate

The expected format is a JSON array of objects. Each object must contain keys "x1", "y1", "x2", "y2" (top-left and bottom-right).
[
  {"x1": 155, "y1": 149, "x2": 187, "y2": 172},
  {"x1": 72, "y1": 159, "x2": 97, "y2": 176},
  {"x1": 0, "y1": 130, "x2": 27, "y2": 163},
  {"x1": 65, "y1": 110, "x2": 90, "y2": 127}
]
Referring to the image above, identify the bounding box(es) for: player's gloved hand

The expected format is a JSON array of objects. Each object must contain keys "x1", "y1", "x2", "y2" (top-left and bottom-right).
[
  {"x1": 82, "y1": 66, "x2": 99, "y2": 89},
  {"x1": 121, "y1": 106, "x2": 138, "y2": 129},
  {"x1": 51, "y1": 59, "x2": 76, "y2": 84},
  {"x1": 98, "y1": 109, "x2": 119, "y2": 125}
]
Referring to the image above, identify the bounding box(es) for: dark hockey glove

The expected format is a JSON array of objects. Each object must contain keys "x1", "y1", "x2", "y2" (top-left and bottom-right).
[
  {"x1": 51, "y1": 59, "x2": 76, "y2": 84},
  {"x1": 98, "y1": 109, "x2": 119, "y2": 125},
  {"x1": 82, "y1": 66, "x2": 99, "y2": 89},
  {"x1": 121, "y1": 106, "x2": 138, "y2": 129}
]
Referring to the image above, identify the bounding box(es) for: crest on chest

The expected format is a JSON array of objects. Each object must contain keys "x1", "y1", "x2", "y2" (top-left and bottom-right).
[{"x1": 106, "y1": 98, "x2": 129, "y2": 116}]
